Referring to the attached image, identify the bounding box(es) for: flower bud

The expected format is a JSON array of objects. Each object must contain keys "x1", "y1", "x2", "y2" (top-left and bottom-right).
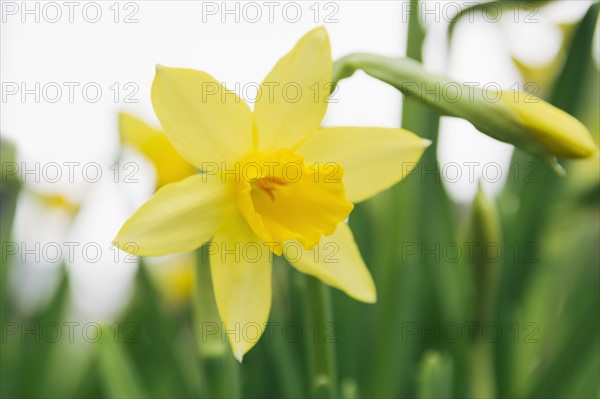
[
  {"x1": 332, "y1": 54, "x2": 598, "y2": 174},
  {"x1": 500, "y1": 91, "x2": 598, "y2": 159}
]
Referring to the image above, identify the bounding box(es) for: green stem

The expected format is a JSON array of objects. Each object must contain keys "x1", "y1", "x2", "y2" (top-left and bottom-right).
[
  {"x1": 194, "y1": 245, "x2": 240, "y2": 398},
  {"x1": 0, "y1": 139, "x2": 20, "y2": 324},
  {"x1": 365, "y1": 3, "x2": 453, "y2": 396},
  {"x1": 467, "y1": 187, "x2": 502, "y2": 398},
  {"x1": 268, "y1": 259, "x2": 305, "y2": 398},
  {"x1": 469, "y1": 341, "x2": 496, "y2": 399},
  {"x1": 333, "y1": 53, "x2": 463, "y2": 118},
  {"x1": 202, "y1": 356, "x2": 240, "y2": 399},
  {"x1": 303, "y1": 275, "x2": 338, "y2": 398}
]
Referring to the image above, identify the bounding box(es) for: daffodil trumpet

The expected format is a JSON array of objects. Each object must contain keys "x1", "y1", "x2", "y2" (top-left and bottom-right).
[
  {"x1": 114, "y1": 28, "x2": 430, "y2": 361},
  {"x1": 332, "y1": 53, "x2": 598, "y2": 174}
]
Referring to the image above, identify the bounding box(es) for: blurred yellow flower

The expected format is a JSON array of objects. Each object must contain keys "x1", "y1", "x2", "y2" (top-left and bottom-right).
[
  {"x1": 114, "y1": 27, "x2": 429, "y2": 361},
  {"x1": 119, "y1": 112, "x2": 196, "y2": 188},
  {"x1": 511, "y1": 57, "x2": 558, "y2": 98},
  {"x1": 149, "y1": 254, "x2": 195, "y2": 307},
  {"x1": 32, "y1": 191, "x2": 80, "y2": 218}
]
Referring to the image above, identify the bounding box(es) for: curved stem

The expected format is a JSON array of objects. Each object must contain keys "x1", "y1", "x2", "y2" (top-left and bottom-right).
[{"x1": 303, "y1": 275, "x2": 338, "y2": 398}]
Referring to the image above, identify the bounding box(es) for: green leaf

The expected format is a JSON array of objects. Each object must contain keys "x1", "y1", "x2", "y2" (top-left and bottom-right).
[{"x1": 98, "y1": 334, "x2": 146, "y2": 398}]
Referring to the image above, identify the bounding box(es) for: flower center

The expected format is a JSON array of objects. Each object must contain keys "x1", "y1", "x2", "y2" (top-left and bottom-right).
[
  {"x1": 254, "y1": 176, "x2": 288, "y2": 201},
  {"x1": 232, "y1": 149, "x2": 353, "y2": 255}
]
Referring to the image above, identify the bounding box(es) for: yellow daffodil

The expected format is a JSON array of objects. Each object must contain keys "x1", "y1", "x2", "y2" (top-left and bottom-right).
[
  {"x1": 114, "y1": 27, "x2": 429, "y2": 361},
  {"x1": 119, "y1": 112, "x2": 196, "y2": 188}
]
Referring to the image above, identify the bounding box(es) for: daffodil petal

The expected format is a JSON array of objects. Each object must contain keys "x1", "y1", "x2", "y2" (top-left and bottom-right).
[
  {"x1": 119, "y1": 112, "x2": 163, "y2": 153},
  {"x1": 118, "y1": 112, "x2": 196, "y2": 187},
  {"x1": 151, "y1": 66, "x2": 253, "y2": 167},
  {"x1": 254, "y1": 27, "x2": 332, "y2": 151},
  {"x1": 210, "y1": 213, "x2": 272, "y2": 362},
  {"x1": 297, "y1": 127, "x2": 431, "y2": 203},
  {"x1": 285, "y1": 222, "x2": 376, "y2": 303},
  {"x1": 113, "y1": 174, "x2": 232, "y2": 256}
]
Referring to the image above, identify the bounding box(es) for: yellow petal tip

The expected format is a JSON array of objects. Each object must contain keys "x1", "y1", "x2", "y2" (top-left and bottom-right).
[
  {"x1": 362, "y1": 296, "x2": 377, "y2": 304},
  {"x1": 111, "y1": 235, "x2": 123, "y2": 247},
  {"x1": 311, "y1": 26, "x2": 327, "y2": 37},
  {"x1": 111, "y1": 237, "x2": 128, "y2": 253},
  {"x1": 362, "y1": 289, "x2": 377, "y2": 304}
]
